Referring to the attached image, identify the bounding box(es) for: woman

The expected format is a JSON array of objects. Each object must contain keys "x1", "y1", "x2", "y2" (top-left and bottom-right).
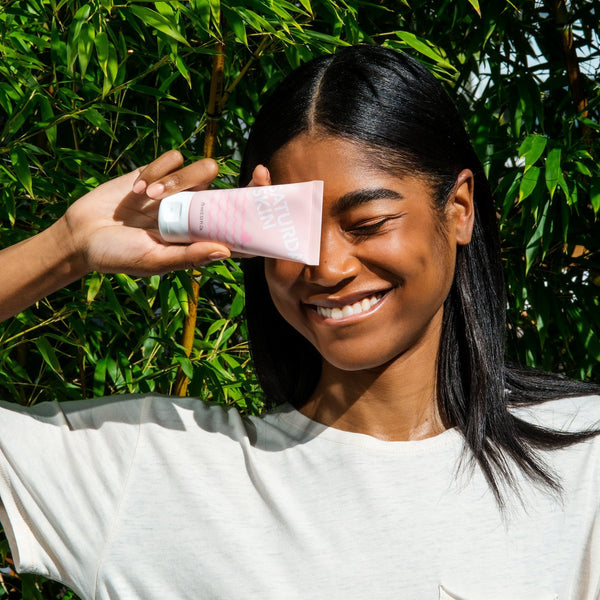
[{"x1": 0, "y1": 46, "x2": 598, "y2": 599}]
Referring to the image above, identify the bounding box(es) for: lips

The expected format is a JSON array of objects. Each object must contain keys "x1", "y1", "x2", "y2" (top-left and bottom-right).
[{"x1": 309, "y1": 292, "x2": 387, "y2": 321}]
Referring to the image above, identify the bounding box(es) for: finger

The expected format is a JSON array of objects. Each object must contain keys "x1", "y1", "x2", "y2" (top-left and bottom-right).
[
  {"x1": 132, "y1": 150, "x2": 185, "y2": 195},
  {"x1": 145, "y1": 158, "x2": 219, "y2": 199},
  {"x1": 144, "y1": 242, "x2": 231, "y2": 274},
  {"x1": 247, "y1": 165, "x2": 271, "y2": 187}
]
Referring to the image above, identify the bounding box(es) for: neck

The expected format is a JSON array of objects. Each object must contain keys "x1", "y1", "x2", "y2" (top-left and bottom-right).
[{"x1": 299, "y1": 314, "x2": 446, "y2": 441}]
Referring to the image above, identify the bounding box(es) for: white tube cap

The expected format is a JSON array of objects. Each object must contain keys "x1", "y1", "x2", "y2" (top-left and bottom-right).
[{"x1": 158, "y1": 192, "x2": 193, "y2": 243}]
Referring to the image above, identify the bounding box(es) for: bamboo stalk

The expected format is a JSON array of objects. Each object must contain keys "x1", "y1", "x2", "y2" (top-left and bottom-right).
[{"x1": 173, "y1": 41, "x2": 226, "y2": 396}]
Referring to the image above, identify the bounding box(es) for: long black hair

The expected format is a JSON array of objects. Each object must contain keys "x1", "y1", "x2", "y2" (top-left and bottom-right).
[{"x1": 239, "y1": 45, "x2": 599, "y2": 504}]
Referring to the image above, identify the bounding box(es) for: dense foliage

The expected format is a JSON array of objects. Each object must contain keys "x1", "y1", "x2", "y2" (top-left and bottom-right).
[{"x1": 0, "y1": 0, "x2": 598, "y2": 597}]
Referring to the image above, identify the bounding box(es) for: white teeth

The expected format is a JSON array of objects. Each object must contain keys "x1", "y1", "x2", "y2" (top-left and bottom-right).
[
  {"x1": 342, "y1": 305, "x2": 354, "y2": 317},
  {"x1": 315, "y1": 294, "x2": 383, "y2": 320}
]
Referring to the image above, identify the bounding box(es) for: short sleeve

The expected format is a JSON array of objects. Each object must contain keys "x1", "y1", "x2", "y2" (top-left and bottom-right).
[{"x1": 0, "y1": 396, "x2": 146, "y2": 598}]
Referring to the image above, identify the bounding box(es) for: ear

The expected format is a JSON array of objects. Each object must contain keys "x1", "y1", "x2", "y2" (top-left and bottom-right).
[{"x1": 447, "y1": 169, "x2": 475, "y2": 246}]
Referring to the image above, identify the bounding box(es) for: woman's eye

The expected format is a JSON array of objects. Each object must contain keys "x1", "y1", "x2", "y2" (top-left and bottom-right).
[{"x1": 349, "y1": 216, "x2": 396, "y2": 237}]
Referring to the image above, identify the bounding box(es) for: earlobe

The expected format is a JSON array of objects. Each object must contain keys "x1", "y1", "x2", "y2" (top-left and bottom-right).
[{"x1": 449, "y1": 169, "x2": 475, "y2": 246}]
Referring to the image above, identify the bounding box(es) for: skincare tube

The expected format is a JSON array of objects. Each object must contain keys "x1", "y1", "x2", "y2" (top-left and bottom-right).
[{"x1": 158, "y1": 181, "x2": 323, "y2": 265}]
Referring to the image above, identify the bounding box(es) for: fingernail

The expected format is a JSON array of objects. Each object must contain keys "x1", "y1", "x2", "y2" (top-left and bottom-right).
[
  {"x1": 146, "y1": 182, "x2": 165, "y2": 197},
  {"x1": 207, "y1": 252, "x2": 229, "y2": 263},
  {"x1": 133, "y1": 179, "x2": 147, "y2": 194}
]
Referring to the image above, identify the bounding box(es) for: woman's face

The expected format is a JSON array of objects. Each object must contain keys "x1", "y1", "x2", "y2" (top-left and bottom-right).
[{"x1": 265, "y1": 134, "x2": 474, "y2": 373}]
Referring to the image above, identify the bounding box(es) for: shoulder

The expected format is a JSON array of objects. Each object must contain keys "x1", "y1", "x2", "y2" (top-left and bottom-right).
[
  {"x1": 143, "y1": 395, "x2": 255, "y2": 441},
  {"x1": 0, "y1": 395, "x2": 252, "y2": 439},
  {"x1": 0, "y1": 394, "x2": 149, "y2": 430}
]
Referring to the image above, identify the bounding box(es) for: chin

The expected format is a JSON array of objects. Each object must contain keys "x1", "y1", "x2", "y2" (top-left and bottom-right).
[{"x1": 319, "y1": 348, "x2": 405, "y2": 373}]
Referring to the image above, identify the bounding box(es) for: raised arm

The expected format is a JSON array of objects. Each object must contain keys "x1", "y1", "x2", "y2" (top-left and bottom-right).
[{"x1": 0, "y1": 151, "x2": 243, "y2": 322}]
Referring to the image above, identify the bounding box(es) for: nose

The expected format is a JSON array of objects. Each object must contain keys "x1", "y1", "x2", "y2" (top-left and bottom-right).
[{"x1": 304, "y1": 228, "x2": 360, "y2": 287}]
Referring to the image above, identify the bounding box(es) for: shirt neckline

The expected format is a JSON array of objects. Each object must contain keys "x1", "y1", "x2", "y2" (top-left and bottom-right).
[{"x1": 267, "y1": 402, "x2": 464, "y2": 455}]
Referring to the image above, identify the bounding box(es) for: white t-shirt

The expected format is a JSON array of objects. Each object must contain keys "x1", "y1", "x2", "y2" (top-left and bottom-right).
[{"x1": 0, "y1": 394, "x2": 598, "y2": 600}]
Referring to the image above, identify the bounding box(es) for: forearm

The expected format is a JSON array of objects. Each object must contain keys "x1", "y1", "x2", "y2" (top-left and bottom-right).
[{"x1": 0, "y1": 217, "x2": 86, "y2": 322}]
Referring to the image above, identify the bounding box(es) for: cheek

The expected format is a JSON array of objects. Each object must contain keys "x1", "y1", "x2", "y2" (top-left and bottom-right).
[
  {"x1": 264, "y1": 258, "x2": 304, "y2": 314},
  {"x1": 359, "y1": 234, "x2": 428, "y2": 280},
  {"x1": 365, "y1": 230, "x2": 455, "y2": 297}
]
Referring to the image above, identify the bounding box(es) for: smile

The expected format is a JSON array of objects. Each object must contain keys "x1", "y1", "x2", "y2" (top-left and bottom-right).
[{"x1": 314, "y1": 294, "x2": 385, "y2": 320}]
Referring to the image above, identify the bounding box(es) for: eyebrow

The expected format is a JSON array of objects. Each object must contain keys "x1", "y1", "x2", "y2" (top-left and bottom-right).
[{"x1": 331, "y1": 188, "x2": 404, "y2": 216}]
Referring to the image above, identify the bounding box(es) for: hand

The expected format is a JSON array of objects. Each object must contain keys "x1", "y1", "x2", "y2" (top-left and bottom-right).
[
  {"x1": 60, "y1": 151, "x2": 232, "y2": 277},
  {"x1": 0, "y1": 153, "x2": 274, "y2": 321}
]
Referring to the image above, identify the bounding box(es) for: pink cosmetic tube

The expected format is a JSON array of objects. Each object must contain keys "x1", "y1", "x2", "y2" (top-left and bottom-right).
[{"x1": 158, "y1": 181, "x2": 323, "y2": 265}]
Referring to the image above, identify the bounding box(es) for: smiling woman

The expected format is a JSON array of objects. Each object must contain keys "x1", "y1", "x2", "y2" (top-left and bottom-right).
[
  {"x1": 263, "y1": 133, "x2": 468, "y2": 393},
  {"x1": 0, "y1": 45, "x2": 598, "y2": 600},
  {"x1": 240, "y1": 46, "x2": 599, "y2": 489}
]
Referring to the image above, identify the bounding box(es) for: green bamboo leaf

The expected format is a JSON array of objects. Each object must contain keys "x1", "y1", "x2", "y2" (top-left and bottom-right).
[
  {"x1": 209, "y1": 0, "x2": 221, "y2": 25},
  {"x1": 114, "y1": 273, "x2": 152, "y2": 315},
  {"x1": 190, "y1": 0, "x2": 211, "y2": 30},
  {"x1": 394, "y1": 31, "x2": 448, "y2": 66},
  {"x1": 264, "y1": 1, "x2": 293, "y2": 22},
  {"x1": 34, "y1": 336, "x2": 61, "y2": 374},
  {"x1": 591, "y1": 178, "x2": 600, "y2": 215},
  {"x1": 296, "y1": 0, "x2": 312, "y2": 14},
  {"x1": 94, "y1": 31, "x2": 118, "y2": 94},
  {"x1": 219, "y1": 323, "x2": 237, "y2": 346},
  {"x1": 105, "y1": 42, "x2": 119, "y2": 92},
  {"x1": 0, "y1": 183, "x2": 16, "y2": 225},
  {"x1": 578, "y1": 117, "x2": 600, "y2": 131},
  {"x1": 234, "y1": 8, "x2": 275, "y2": 34},
  {"x1": 467, "y1": 0, "x2": 481, "y2": 15},
  {"x1": 117, "y1": 351, "x2": 134, "y2": 390},
  {"x1": 175, "y1": 355, "x2": 194, "y2": 379},
  {"x1": 207, "y1": 318, "x2": 227, "y2": 338},
  {"x1": 0, "y1": 82, "x2": 13, "y2": 115},
  {"x1": 159, "y1": 278, "x2": 174, "y2": 327},
  {"x1": 82, "y1": 107, "x2": 115, "y2": 138},
  {"x1": 228, "y1": 289, "x2": 245, "y2": 318},
  {"x1": 525, "y1": 200, "x2": 549, "y2": 274},
  {"x1": 177, "y1": 285, "x2": 190, "y2": 317},
  {"x1": 518, "y1": 134, "x2": 547, "y2": 168},
  {"x1": 499, "y1": 173, "x2": 521, "y2": 223},
  {"x1": 66, "y1": 4, "x2": 91, "y2": 74},
  {"x1": 87, "y1": 273, "x2": 103, "y2": 304},
  {"x1": 574, "y1": 161, "x2": 592, "y2": 176},
  {"x1": 223, "y1": 7, "x2": 248, "y2": 46},
  {"x1": 175, "y1": 55, "x2": 192, "y2": 87},
  {"x1": 519, "y1": 166, "x2": 540, "y2": 203},
  {"x1": 102, "y1": 278, "x2": 125, "y2": 323},
  {"x1": 106, "y1": 355, "x2": 124, "y2": 388},
  {"x1": 9, "y1": 147, "x2": 33, "y2": 197},
  {"x1": 558, "y1": 173, "x2": 571, "y2": 204},
  {"x1": 129, "y1": 5, "x2": 189, "y2": 45},
  {"x1": 77, "y1": 22, "x2": 95, "y2": 78},
  {"x1": 37, "y1": 94, "x2": 57, "y2": 147},
  {"x1": 20, "y1": 573, "x2": 44, "y2": 600},
  {"x1": 93, "y1": 356, "x2": 109, "y2": 397},
  {"x1": 147, "y1": 275, "x2": 161, "y2": 307},
  {"x1": 559, "y1": 196, "x2": 569, "y2": 242},
  {"x1": 544, "y1": 148, "x2": 561, "y2": 199},
  {"x1": 155, "y1": 1, "x2": 176, "y2": 17},
  {"x1": 95, "y1": 30, "x2": 108, "y2": 66},
  {"x1": 301, "y1": 29, "x2": 346, "y2": 45}
]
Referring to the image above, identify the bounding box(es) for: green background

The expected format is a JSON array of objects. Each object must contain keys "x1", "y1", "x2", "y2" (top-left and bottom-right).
[{"x1": 0, "y1": 0, "x2": 599, "y2": 596}]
